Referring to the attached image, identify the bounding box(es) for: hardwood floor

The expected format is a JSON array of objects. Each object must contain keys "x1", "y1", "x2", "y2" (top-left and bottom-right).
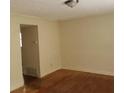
[{"x1": 11, "y1": 69, "x2": 114, "y2": 93}]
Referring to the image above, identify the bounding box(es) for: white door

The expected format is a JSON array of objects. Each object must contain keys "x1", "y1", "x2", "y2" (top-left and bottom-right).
[{"x1": 21, "y1": 25, "x2": 40, "y2": 77}]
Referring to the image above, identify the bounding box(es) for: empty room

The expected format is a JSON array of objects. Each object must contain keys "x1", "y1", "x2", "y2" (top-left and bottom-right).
[{"x1": 10, "y1": 0, "x2": 114, "y2": 93}]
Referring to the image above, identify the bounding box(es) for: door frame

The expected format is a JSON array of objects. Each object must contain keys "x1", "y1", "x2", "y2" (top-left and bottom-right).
[{"x1": 20, "y1": 24, "x2": 41, "y2": 78}]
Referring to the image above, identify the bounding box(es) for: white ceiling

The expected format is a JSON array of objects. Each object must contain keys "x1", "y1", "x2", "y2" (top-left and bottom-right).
[{"x1": 11, "y1": 0, "x2": 114, "y2": 21}]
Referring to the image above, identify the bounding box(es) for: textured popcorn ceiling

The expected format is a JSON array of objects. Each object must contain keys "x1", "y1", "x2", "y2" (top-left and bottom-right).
[{"x1": 11, "y1": 0, "x2": 114, "y2": 20}]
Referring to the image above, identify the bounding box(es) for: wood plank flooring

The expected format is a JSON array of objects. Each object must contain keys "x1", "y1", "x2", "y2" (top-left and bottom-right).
[{"x1": 11, "y1": 69, "x2": 114, "y2": 93}]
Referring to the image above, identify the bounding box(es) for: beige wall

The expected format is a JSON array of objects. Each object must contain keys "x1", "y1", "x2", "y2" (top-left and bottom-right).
[
  {"x1": 10, "y1": 15, "x2": 24, "y2": 91},
  {"x1": 59, "y1": 13, "x2": 114, "y2": 75},
  {"x1": 11, "y1": 13, "x2": 114, "y2": 91},
  {"x1": 10, "y1": 14, "x2": 61, "y2": 91}
]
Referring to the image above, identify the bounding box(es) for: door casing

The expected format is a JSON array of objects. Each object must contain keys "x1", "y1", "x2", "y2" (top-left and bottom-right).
[{"x1": 20, "y1": 24, "x2": 40, "y2": 77}]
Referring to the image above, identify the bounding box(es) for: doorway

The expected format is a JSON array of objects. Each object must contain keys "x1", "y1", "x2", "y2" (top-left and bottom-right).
[{"x1": 20, "y1": 24, "x2": 40, "y2": 85}]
